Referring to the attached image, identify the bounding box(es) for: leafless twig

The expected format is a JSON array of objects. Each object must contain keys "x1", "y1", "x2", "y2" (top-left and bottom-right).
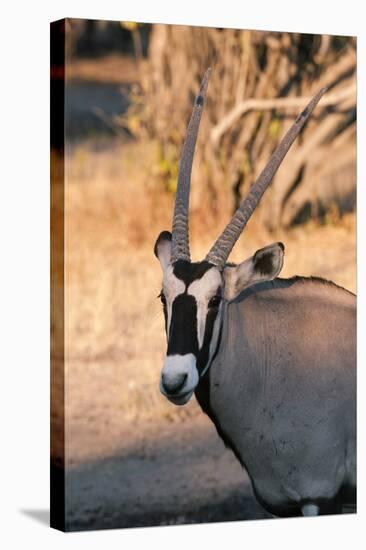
[{"x1": 211, "y1": 83, "x2": 356, "y2": 147}]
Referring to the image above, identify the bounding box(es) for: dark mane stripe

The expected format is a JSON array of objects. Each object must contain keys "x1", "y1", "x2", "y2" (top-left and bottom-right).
[
  {"x1": 277, "y1": 275, "x2": 356, "y2": 297},
  {"x1": 232, "y1": 274, "x2": 355, "y2": 305}
]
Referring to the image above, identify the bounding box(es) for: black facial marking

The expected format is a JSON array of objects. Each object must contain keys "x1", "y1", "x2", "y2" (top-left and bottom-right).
[
  {"x1": 197, "y1": 306, "x2": 221, "y2": 374},
  {"x1": 163, "y1": 260, "x2": 222, "y2": 365},
  {"x1": 253, "y1": 250, "x2": 274, "y2": 276},
  {"x1": 208, "y1": 294, "x2": 222, "y2": 309},
  {"x1": 159, "y1": 291, "x2": 168, "y2": 334},
  {"x1": 167, "y1": 294, "x2": 199, "y2": 357},
  {"x1": 173, "y1": 260, "x2": 213, "y2": 286}
]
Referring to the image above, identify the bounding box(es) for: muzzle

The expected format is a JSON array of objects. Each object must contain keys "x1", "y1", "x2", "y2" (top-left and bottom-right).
[{"x1": 160, "y1": 353, "x2": 199, "y2": 405}]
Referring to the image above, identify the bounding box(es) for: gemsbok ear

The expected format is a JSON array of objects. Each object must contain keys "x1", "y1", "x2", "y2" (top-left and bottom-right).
[
  {"x1": 223, "y1": 242, "x2": 285, "y2": 300},
  {"x1": 154, "y1": 231, "x2": 172, "y2": 271}
]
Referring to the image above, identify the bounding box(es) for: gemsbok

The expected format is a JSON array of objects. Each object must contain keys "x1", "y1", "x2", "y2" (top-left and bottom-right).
[{"x1": 154, "y1": 69, "x2": 356, "y2": 517}]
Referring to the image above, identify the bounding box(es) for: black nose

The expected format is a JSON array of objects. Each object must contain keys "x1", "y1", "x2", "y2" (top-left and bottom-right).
[{"x1": 162, "y1": 373, "x2": 188, "y2": 394}]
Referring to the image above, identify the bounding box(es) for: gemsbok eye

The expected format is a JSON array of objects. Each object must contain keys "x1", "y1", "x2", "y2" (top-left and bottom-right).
[
  {"x1": 158, "y1": 291, "x2": 167, "y2": 306},
  {"x1": 208, "y1": 295, "x2": 221, "y2": 309}
]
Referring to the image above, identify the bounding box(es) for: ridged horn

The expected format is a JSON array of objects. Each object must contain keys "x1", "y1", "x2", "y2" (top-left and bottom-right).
[
  {"x1": 205, "y1": 87, "x2": 327, "y2": 268},
  {"x1": 171, "y1": 68, "x2": 211, "y2": 263}
]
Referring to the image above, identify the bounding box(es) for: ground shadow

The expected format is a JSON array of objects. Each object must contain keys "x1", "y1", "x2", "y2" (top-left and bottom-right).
[
  {"x1": 20, "y1": 509, "x2": 50, "y2": 527},
  {"x1": 64, "y1": 422, "x2": 270, "y2": 532}
]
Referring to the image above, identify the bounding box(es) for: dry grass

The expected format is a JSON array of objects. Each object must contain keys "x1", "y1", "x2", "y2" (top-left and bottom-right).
[{"x1": 62, "y1": 140, "x2": 355, "y2": 464}]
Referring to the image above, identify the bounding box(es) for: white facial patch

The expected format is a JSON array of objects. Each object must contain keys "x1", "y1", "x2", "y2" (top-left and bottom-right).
[
  {"x1": 187, "y1": 268, "x2": 222, "y2": 348},
  {"x1": 162, "y1": 265, "x2": 185, "y2": 333}
]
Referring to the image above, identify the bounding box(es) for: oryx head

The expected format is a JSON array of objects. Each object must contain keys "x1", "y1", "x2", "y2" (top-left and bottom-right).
[{"x1": 154, "y1": 69, "x2": 326, "y2": 405}]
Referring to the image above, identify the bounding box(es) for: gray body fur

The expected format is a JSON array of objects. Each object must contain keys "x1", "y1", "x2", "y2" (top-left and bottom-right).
[{"x1": 196, "y1": 277, "x2": 356, "y2": 516}]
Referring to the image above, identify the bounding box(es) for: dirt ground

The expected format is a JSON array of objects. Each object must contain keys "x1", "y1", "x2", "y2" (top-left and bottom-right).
[{"x1": 65, "y1": 417, "x2": 271, "y2": 531}]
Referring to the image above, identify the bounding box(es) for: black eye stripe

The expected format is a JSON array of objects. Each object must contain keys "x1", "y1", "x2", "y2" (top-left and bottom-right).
[
  {"x1": 197, "y1": 306, "x2": 220, "y2": 373},
  {"x1": 208, "y1": 295, "x2": 222, "y2": 308},
  {"x1": 158, "y1": 291, "x2": 168, "y2": 335}
]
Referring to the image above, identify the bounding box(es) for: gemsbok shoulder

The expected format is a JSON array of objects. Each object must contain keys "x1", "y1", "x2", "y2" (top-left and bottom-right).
[{"x1": 154, "y1": 69, "x2": 356, "y2": 517}]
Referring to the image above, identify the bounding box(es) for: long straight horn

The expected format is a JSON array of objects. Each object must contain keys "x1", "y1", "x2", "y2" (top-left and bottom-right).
[
  {"x1": 205, "y1": 87, "x2": 327, "y2": 268},
  {"x1": 171, "y1": 68, "x2": 211, "y2": 263}
]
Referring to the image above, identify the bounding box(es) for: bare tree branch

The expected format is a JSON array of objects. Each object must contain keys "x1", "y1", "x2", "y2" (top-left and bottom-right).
[
  {"x1": 210, "y1": 83, "x2": 356, "y2": 147},
  {"x1": 129, "y1": 29, "x2": 356, "y2": 229}
]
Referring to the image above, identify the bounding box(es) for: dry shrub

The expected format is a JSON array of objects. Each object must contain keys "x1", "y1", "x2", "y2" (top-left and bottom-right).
[{"x1": 124, "y1": 27, "x2": 356, "y2": 231}]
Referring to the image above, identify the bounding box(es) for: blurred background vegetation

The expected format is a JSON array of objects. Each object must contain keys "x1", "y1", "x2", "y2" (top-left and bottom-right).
[
  {"x1": 52, "y1": 19, "x2": 356, "y2": 530},
  {"x1": 64, "y1": 19, "x2": 356, "y2": 230}
]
